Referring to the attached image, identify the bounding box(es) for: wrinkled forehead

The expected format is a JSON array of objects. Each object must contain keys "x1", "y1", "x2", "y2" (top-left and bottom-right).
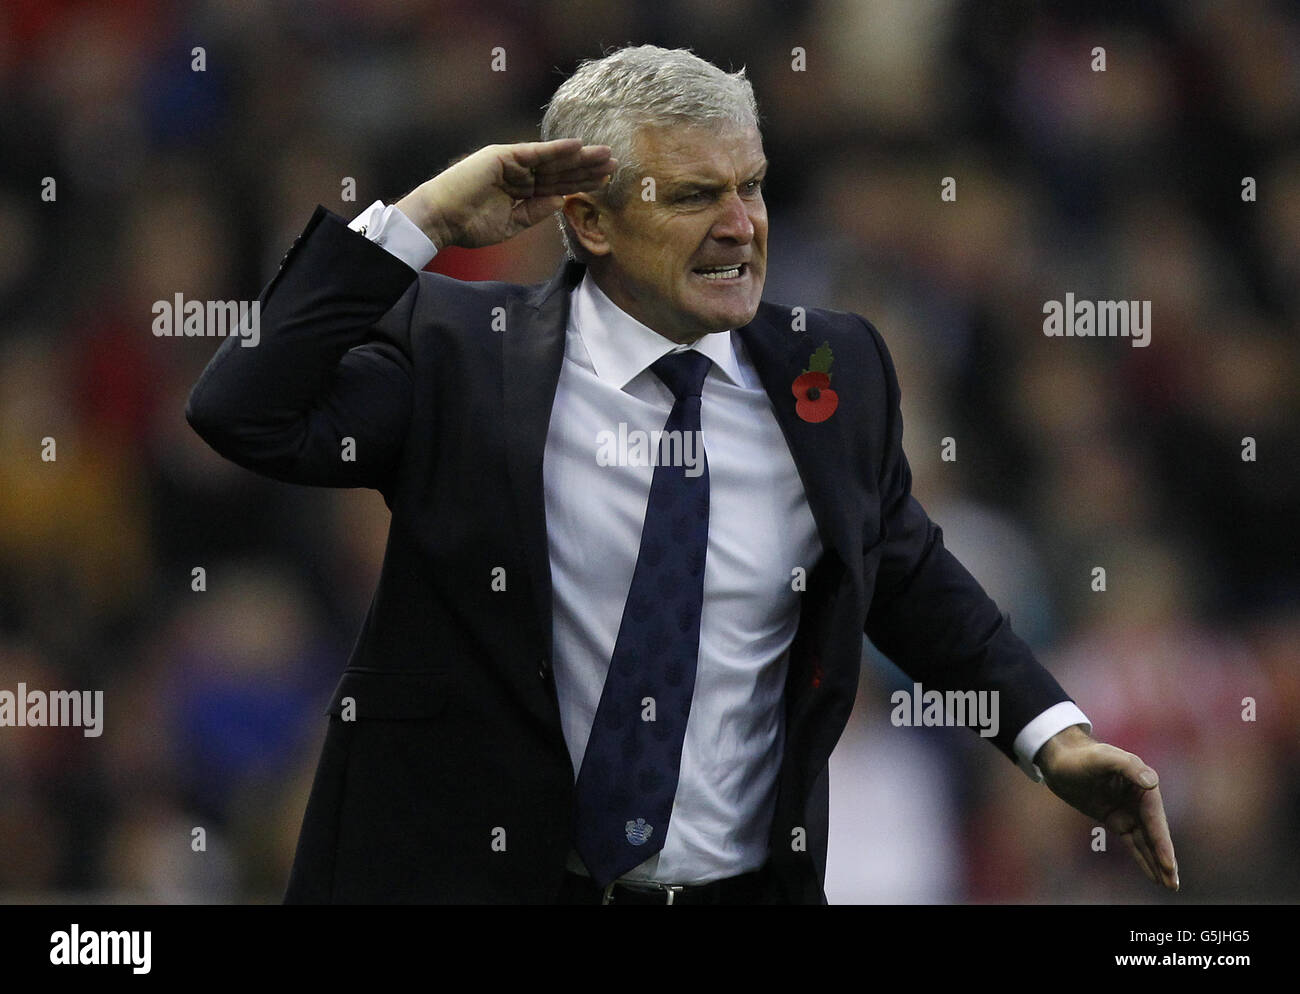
[{"x1": 631, "y1": 121, "x2": 766, "y2": 179}]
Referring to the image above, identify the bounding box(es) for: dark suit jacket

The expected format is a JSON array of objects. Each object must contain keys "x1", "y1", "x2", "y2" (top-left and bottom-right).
[{"x1": 185, "y1": 205, "x2": 1075, "y2": 903}]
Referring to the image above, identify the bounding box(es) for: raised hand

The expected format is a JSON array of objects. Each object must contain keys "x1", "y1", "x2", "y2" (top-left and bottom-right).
[{"x1": 395, "y1": 139, "x2": 617, "y2": 250}]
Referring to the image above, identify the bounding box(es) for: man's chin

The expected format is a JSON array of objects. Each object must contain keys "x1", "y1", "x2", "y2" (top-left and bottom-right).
[
  {"x1": 686, "y1": 298, "x2": 763, "y2": 334},
  {"x1": 713, "y1": 303, "x2": 761, "y2": 331}
]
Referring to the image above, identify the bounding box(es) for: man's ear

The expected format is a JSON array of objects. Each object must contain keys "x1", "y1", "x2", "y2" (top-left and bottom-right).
[{"x1": 562, "y1": 192, "x2": 612, "y2": 258}]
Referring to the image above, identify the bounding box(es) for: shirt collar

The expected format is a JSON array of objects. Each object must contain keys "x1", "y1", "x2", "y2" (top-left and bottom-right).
[{"x1": 570, "y1": 270, "x2": 744, "y2": 390}]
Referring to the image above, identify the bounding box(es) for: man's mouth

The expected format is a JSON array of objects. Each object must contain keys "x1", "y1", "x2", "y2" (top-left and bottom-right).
[{"x1": 692, "y1": 263, "x2": 748, "y2": 281}]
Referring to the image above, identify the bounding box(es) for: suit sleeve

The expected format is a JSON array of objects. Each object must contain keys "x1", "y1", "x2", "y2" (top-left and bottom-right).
[
  {"x1": 859, "y1": 316, "x2": 1075, "y2": 765},
  {"x1": 185, "y1": 206, "x2": 420, "y2": 503}
]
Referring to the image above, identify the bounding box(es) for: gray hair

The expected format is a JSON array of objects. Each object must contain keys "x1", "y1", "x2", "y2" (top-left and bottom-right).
[{"x1": 540, "y1": 45, "x2": 761, "y2": 262}]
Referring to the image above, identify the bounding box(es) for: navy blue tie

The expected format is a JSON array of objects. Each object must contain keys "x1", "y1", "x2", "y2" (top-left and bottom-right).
[{"x1": 574, "y1": 349, "x2": 713, "y2": 888}]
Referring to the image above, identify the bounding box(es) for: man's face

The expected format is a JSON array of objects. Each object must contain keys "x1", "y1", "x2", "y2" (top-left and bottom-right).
[{"x1": 585, "y1": 122, "x2": 768, "y2": 343}]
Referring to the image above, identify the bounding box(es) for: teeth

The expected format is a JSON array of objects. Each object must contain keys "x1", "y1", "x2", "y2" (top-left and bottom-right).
[{"x1": 698, "y1": 266, "x2": 741, "y2": 279}]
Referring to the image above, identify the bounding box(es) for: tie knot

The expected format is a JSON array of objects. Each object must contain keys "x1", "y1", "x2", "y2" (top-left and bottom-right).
[{"x1": 650, "y1": 349, "x2": 712, "y2": 402}]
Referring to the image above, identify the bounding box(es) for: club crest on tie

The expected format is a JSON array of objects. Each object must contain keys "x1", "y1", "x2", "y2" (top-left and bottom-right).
[{"x1": 625, "y1": 818, "x2": 654, "y2": 846}]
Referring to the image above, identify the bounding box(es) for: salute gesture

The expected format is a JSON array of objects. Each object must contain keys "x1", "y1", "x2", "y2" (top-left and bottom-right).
[{"x1": 396, "y1": 139, "x2": 617, "y2": 250}]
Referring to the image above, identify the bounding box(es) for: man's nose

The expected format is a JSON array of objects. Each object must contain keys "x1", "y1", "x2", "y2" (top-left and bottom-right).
[{"x1": 711, "y1": 191, "x2": 755, "y2": 243}]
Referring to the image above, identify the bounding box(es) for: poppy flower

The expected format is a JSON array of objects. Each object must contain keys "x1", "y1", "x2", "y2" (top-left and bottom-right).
[
  {"x1": 785, "y1": 340, "x2": 837, "y2": 423},
  {"x1": 793, "y1": 341, "x2": 838, "y2": 422},
  {"x1": 792, "y1": 372, "x2": 838, "y2": 422}
]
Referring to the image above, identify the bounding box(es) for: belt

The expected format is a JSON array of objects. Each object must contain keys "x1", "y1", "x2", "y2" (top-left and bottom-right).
[{"x1": 561, "y1": 863, "x2": 772, "y2": 905}]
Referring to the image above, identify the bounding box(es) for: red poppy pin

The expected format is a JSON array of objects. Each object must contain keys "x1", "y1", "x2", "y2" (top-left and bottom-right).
[{"x1": 792, "y1": 341, "x2": 838, "y2": 423}]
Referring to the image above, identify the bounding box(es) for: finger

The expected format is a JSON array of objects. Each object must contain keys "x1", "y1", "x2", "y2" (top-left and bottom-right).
[
  {"x1": 1117, "y1": 752, "x2": 1177, "y2": 889},
  {"x1": 1138, "y1": 784, "x2": 1179, "y2": 889},
  {"x1": 533, "y1": 146, "x2": 616, "y2": 174},
  {"x1": 1128, "y1": 825, "x2": 1161, "y2": 885},
  {"x1": 534, "y1": 161, "x2": 619, "y2": 185},
  {"x1": 1134, "y1": 824, "x2": 1178, "y2": 892},
  {"x1": 533, "y1": 162, "x2": 619, "y2": 191},
  {"x1": 514, "y1": 194, "x2": 566, "y2": 228},
  {"x1": 530, "y1": 165, "x2": 617, "y2": 195},
  {"x1": 502, "y1": 154, "x2": 617, "y2": 199},
  {"x1": 1084, "y1": 743, "x2": 1158, "y2": 791},
  {"x1": 513, "y1": 140, "x2": 613, "y2": 172},
  {"x1": 534, "y1": 175, "x2": 616, "y2": 197},
  {"x1": 512, "y1": 138, "x2": 582, "y2": 163},
  {"x1": 1119, "y1": 831, "x2": 1157, "y2": 885}
]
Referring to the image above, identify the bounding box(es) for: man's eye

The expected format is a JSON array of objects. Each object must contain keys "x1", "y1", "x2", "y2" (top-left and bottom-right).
[
  {"x1": 742, "y1": 179, "x2": 764, "y2": 196},
  {"x1": 678, "y1": 191, "x2": 709, "y2": 204}
]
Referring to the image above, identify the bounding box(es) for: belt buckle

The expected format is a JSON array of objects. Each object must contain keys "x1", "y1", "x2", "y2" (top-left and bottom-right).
[{"x1": 601, "y1": 880, "x2": 687, "y2": 905}]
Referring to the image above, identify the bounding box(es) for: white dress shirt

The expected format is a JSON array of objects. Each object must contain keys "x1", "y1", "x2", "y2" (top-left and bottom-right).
[
  {"x1": 544, "y1": 272, "x2": 822, "y2": 884},
  {"x1": 347, "y1": 200, "x2": 1092, "y2": 885}
]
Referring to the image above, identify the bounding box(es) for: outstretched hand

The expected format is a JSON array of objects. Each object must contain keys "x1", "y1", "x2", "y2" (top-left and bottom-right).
[
  {"x1": 1036, "y1": 724, "x2": 1179, "y2": 891},
  {"x1": 396, "y1": 139, "x2": 617, "y2": 250}
]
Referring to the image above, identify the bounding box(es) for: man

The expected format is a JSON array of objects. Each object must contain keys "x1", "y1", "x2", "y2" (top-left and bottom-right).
[{"x1": 186, "y1": 45, "x2": 1177, "y2": 904}]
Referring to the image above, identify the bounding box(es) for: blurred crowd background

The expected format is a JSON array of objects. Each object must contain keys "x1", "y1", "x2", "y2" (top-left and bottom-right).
[{"x1": 0, "y1": 0, "x2": 1296, "y2": 903}]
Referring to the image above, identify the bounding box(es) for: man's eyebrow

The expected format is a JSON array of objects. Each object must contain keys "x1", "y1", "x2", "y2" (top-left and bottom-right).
[{"x1": 662, "y1": 161, "x2": 769, "y2": 194}]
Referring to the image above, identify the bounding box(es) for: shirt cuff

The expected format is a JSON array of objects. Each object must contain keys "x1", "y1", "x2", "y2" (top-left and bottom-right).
[
  {"x1": 1012, "y1": 701, "x2": 1092, "y2": 783},
  {"x1": 348, "y1": 199, "x2": 438, "y2": 272}
]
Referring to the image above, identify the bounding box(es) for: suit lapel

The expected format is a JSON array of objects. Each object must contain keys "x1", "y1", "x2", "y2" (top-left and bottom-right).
[
  {"x1": 736, "y1": 313, "x2": 858, "y2": 576},
  {"x1": 502, "y1": 264, "x2": 859, "y2": 662},
  {"x1": 501, "y1": 260, "x2": 585, "y2": 659}
]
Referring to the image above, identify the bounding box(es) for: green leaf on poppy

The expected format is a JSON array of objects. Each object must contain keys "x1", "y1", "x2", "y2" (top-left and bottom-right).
[{"x1": 803, "y1": 342, "x2": 834, "y2": 376}]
